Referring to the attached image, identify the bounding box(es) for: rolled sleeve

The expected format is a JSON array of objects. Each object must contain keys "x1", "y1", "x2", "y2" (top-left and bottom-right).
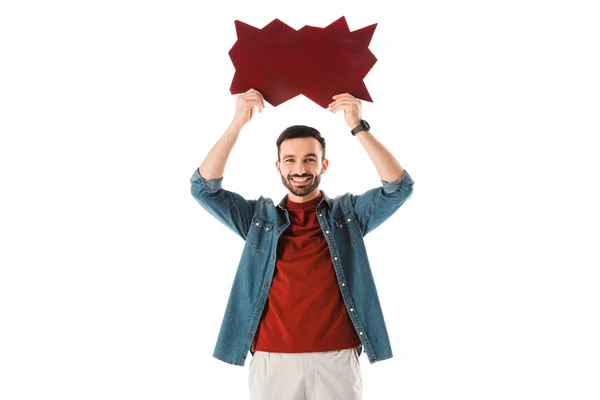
[
  {"x1": 381, "y1": 169, "x2": 414, "y2": 194},
  {"x1": 189, "y1": 167, "x2": 256, "y2": 241},
  {"x1": 352, "y1": 169, "x2": 414, "y2": 236},
  {"x1": 190, "y1": 168, "x2": 223, "y2": 193}
]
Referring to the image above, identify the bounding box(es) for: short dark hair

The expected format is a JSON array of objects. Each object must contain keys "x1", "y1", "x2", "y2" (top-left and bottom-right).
[{"x1": 276, "y1": 125, "x2": 326, "y2": 161}]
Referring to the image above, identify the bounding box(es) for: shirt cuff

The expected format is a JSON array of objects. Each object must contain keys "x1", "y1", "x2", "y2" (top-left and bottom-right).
[
  {"x1": 380, "y1": 169, "x2": 414, "y2": 193},
  {"x1": 190, "y1": 168, "x2": 223, "y2": 193}
]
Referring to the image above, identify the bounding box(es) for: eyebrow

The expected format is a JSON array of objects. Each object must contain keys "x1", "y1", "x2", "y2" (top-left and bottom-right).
[{"x1": 282, "y1": 153, "x2": 319, "y2": 160}]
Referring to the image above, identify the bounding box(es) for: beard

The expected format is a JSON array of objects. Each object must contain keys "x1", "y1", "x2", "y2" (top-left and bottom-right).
[{"x1": 280, "y1": 172, "x2": 321, "y2": 197}]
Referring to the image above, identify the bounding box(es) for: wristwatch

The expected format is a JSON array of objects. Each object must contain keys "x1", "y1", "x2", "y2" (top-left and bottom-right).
[{"x1": 351, "y1": 120, "x2": 370, "y2": 136}]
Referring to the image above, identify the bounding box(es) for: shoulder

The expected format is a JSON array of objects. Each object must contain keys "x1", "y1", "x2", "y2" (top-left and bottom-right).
[
  {"x1": 331, "y1": 192, "x2": 354, "y2": 204},
  {"x1": 329, "y1": 192, "x2": 355, "y2": 214},
  {"x1": 256, "y1": 195, "x2": 275, "y2": 206},
  {"x1": 253, "y1": 195, "x2": 277, "y2": 215}
]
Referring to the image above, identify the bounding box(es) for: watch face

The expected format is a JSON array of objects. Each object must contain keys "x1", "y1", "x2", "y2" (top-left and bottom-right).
[{"x1": 362, "y1": 120, "x2": 370, "y2": 130}]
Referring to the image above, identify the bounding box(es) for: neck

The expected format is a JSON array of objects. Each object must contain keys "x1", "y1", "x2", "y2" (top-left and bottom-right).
[{"x1": 287, "y1": 188, "x2": 320, "y2": 203}]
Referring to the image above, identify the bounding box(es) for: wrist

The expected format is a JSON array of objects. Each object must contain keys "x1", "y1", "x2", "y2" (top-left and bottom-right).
[
  {"x1": 350, "y1": 119, "x2": 370, "y2": 136},
  {"x1": 227, "y1": 121, "x2": 244, "y2": 137},
  {"x1": 230, "y1": 118, "x2": 245, "y2": 131}
]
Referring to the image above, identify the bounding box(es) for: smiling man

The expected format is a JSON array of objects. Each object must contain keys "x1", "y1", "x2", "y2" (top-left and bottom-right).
[
  {"x1": 190, "y1": 88, "x2": 414, "y2": 400},
  {"x1": 277, "y1": 128, "x2": 328, "y2": 201}
]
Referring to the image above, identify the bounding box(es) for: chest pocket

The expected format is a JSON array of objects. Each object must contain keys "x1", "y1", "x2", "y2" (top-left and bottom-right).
[
  {"x1": 333, "y1": 211, "x2": 362, "y2": 249},
  {"x1": 248, "y1": 216, "x2": 274, "y2": 252}
]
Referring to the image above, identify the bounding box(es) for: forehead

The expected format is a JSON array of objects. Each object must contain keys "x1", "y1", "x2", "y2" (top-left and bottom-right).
[{"x1": 279, "y1": 137, "x2": 322, "y2": 158}]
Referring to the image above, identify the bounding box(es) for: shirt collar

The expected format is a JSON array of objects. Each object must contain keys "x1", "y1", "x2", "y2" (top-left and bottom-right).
[{"x1": 277, "y1": 190, "x2": 332, "y2": 211}]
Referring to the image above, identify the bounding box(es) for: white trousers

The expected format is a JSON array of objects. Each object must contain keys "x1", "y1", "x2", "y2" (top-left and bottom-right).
[{"x1": 248, "y1": 348, "x2": 362, "y2": 400}]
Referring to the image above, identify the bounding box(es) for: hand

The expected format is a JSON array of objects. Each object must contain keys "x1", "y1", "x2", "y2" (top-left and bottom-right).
[
  {"x1": 232, "y1": 88, "x2": 265, "y2": 127},
  {"x1": 328, "y1": 93, "x2": 362, "y2": 129}
]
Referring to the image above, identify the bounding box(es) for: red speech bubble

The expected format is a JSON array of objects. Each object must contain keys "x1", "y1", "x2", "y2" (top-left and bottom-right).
[{"x1": 229, "y1": 17, "x2": 377, "y2": 108}]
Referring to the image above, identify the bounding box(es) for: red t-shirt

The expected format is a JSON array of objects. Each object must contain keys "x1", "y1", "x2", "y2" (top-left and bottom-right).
[{"x1": 252, "y1": 191, "x2": 361, "y2": 353}]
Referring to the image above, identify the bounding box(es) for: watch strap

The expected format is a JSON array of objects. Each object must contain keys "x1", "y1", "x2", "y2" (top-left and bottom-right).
[{"x1": 351, "y1": 120, "x2": 370, "y2": 136}]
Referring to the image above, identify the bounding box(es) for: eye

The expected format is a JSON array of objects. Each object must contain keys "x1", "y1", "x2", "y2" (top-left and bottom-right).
[{"x1": 285, "y1": 159, "x2": 294, "y2": 163}]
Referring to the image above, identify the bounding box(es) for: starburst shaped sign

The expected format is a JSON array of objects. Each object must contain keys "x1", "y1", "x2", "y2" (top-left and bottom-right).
[{"x1": 228, "y1": 17, "x2": 377, "y2": 108}]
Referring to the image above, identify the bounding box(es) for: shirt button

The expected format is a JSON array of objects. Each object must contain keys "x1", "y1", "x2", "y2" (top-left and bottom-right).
[
  {"x1": 359, "y1": 331, "x2": 363, "y2": 335},
  {"x1": 319, "y1": 213, "x2": 322, "y2": 217},
  {"x1": 264, "y1": 283, "x2": 268, "y2": 288},
  {"x1": 350, "y1": 308, "x2": 354, "y2": 312},
  {"x1": 341, "y1": 282, "x2": 345, "y2": 286},
  {"x1": 347, "y1": 218, "x2": 351, "y2": 222},
  {"x1": 325, "y1": 230, "x2": 329, "y2": 234},
  {"x1": 265, "y1": 227, "x2": 269, "y2": 231},
  {"x1": 248, "y1": 334, "x2": 253, "y2": 338},
  {"x1": 255, "y1": 222, "x2": 260, "y2": 226},
  {"x1": 256, "y1": 308, "x2": 260, "y2": 312},
  {"x1": 334, "y1": 257, "x2": 338, "y2": 261}
]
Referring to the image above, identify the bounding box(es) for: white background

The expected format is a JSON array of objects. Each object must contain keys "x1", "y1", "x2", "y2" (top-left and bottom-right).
[{"x1": 1, "y1": 0, "x2": 599, "y2": 399}]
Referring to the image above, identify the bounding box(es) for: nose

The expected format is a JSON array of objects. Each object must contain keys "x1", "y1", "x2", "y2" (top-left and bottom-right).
[{"x1": 293, "y1": 162, "x2": 308, "y2": 176}]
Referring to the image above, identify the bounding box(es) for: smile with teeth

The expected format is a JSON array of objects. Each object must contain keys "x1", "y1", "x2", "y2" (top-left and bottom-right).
[{"x1": 291, "y1": 176, "x2": 311, "y2": 184}]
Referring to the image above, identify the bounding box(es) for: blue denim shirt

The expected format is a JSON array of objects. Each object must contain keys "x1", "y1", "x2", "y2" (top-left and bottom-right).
[{"x1": 190, "y1": 167, "x2": 414, "y2": 366}]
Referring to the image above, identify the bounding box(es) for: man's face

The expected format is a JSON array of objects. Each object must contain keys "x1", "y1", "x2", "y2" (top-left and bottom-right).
[{"x1": 276, "y1": 138, "x2": 328, "y2": 198}]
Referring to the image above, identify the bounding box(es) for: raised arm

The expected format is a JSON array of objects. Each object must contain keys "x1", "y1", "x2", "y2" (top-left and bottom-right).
[
  {"x1": 328, "y1": 93, "x2": 414, "y2": 235},
  {"x1": 328, "y1": 93, "x2": 404, "y2": 182},
  {"x1": 199, "y1": 89, "x2": 265, "y2": 179},
  {"x1": 190, "y1": 89, "x2": 266, "y2": 240}
]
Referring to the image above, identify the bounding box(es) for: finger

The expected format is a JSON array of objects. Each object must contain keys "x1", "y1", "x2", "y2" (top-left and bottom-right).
[
  {"x1": 242, "y1": 94, "x2": 264, "y2": 109},
  {"x1": 328, "y1": 103, "x2": 342, "y2": 113},
  {"x1": 246, "y1": 88, "x2": 265, "y2": 103},
  {"x1": 248, "y1": 99, "x2": 265, "y2": 113},
  {"x1": 244, "y1": 93, "x2": 265, "y2": 110},
  {"x1": 247, "y1": 90, "x2": 265, "y2": 105},
  {"x1": 328, "y1": 99, "x2": 355, "y2": 110},
  {"x1": 329, "y1": 97, "x2": 359, "y2": 106},
  {"x1": 329, "y1": 104, "x2": 348, "y2": 113},
  {"x1": 247, "y1": 99, "x2": 264, "y2": 112},
  {"x1": 332, "y1": 93, "x2": 354, "y2": 100},
  {"x1": 330, "y1": 103, "x2": 359, "y2": 113},
  {"x1": 327, "y1": 99, "x2": 345, "y2": 109}
]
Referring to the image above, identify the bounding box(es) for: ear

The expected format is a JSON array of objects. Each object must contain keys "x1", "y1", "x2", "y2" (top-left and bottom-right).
[
  {"x1": 321, "y1": 158, "x2": 329, "y2": 174},
  {"x1": 275, "y1": 159, "x2": 280, "y2": 173}
]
